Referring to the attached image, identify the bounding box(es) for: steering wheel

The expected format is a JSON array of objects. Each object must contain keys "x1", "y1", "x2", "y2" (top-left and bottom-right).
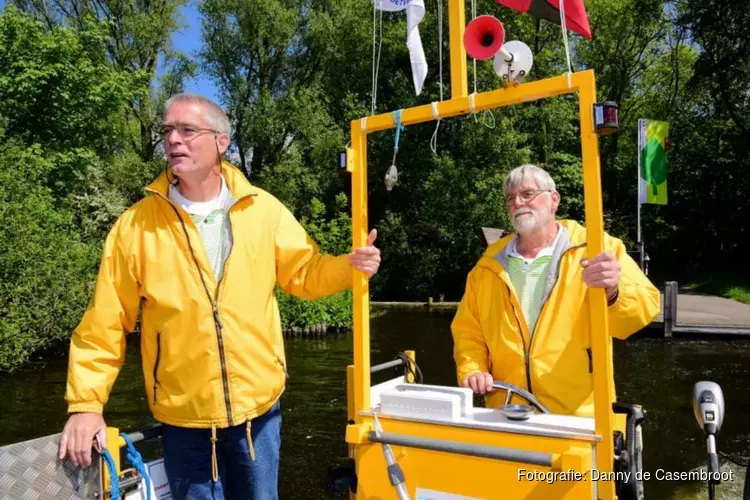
[{"x1": 492, "y1": 381, "x2": 550, "y2": 414}]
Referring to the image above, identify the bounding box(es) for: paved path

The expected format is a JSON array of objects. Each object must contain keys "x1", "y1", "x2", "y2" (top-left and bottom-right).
[
  {"x1": 374, "y1": 294, "x2": 750, "y2": 330},
  {"x1": 657, "y1": 293, "x2": 750, "y2": 328}
]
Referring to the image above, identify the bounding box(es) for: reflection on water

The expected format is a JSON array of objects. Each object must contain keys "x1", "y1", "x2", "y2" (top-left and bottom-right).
[{"x1": 1, "y1": 310, "x2": 748, "y2": 499}]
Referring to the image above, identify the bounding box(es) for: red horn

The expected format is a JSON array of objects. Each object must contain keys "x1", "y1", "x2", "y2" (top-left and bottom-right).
[{"x1": 464, "y1": 15, "x2": 505, "y2": 60}]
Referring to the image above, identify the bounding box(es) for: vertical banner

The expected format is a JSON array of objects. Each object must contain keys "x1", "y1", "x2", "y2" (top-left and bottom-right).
[
  {"x1": 373, "y1": 0, "x2": 427, "y2": 95},
  {"x1": 638, "y1": 118, "x2": 669, "y2": 204}
]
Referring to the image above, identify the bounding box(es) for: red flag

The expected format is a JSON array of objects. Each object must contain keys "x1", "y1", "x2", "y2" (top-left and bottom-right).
[{"x1": 497, "y1": 0, "x2": 592, "y2": 40}]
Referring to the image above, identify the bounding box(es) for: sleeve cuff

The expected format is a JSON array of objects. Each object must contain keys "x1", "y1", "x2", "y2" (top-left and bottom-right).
[
  {"x1": 607, "y1": 288, "x2": 620, "y2": 307},
  {"x1": 67, "y1": 403, "x2": 104, "y2": 414}
]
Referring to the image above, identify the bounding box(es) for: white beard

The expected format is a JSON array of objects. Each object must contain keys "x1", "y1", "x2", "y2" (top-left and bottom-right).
[{"x1": 512, "y1": 208, "x2": 548, "y2": 235}]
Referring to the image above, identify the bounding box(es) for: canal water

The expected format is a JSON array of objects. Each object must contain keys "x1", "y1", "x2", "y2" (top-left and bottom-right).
[{"x1": 1, "y1": 309, "x2": 748, "y2": 499}]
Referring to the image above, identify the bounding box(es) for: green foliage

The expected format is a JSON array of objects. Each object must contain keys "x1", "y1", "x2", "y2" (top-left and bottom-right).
[
  {"x1": 685, "y1": 276, "x2": 750, "y2": 306},
  {"x1": 0, "y1": 8, "x2": 163, "y2": 242},
  {"x1": 275, "y1": 194, "x2": 354, "y2": 330},
  {"x1": 0, "y1": 140, "x2": 99, "y2": 372},
  {"x1": 4, "y1": 0, "x2": 750, "y2": 369},
  {"x1": 0, "y1": 7, "x2": 134, "y2": 154},
  {"x1": 54, "y1": 149, "x2": 163, "y2": 241},
  {"x1": 299, "y1": 194, "x2": 352, "y2": 256},
  {"x1": 275, "y1": 288, "x2": 353, "y2": 330},
  {"x1": 0, "y1": 9, "x2": 163, "y2": 371},
  {"x1": 11, "y1": 0, "x2": 193, "y2": 161}
]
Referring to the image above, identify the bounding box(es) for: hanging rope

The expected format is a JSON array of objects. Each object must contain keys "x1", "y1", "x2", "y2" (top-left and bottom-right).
[
  {"x1": 468, "y1": 0, "x2": 495, "y2": 128},
  {"x1": 430, "y1": 101, "x2": 441, "y2": 154},
  {"x1": 371, "y1": 4, "x2": 384, "y2": 115},
  {"x1": 470, "y1": 0, "x2": 477, "y2": 96},
  {"x1": 102, "y1": 448, "x2": 120, "y2": 500},
  {"x1": 120, "y1": 433, "x2": 152, "y2": 500},
  {"x1": 559, "y1": 0, "x2": 573, "y2": 88},
  {"x1": 391, "y1": 109, "x2": 406, "y2": 166},
  {"x1": 430, "y1": 0, "x2": 445, "y2": 154},
  {"x1": 482, "y1": 109, "x2": 496, "y2": 129}
]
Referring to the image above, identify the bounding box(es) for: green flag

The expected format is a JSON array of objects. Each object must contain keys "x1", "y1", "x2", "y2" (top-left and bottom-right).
[{"x1": 638, "y1": 119, "x2": 669, "y2": 204}]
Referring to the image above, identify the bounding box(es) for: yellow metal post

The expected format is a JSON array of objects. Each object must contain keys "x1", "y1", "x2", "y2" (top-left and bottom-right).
[
  {"x1": 350, "y1": 119, "x2": 371, "y2": 419},
  {"x1": 448, "y1": 0, "x2": 468, "y2": 98},
  {"x1": 578, "y1": 71, "x2": 616, "y2": 500},
  {"x1": 404, "y1": 350, "x2": 416, "y2": 383},
  {"x1": 346, "y1": 364, "x2": 356, "y2": 424},
  {"x1": 346, "y1": 363, "x2": 357, "y2": 500}
]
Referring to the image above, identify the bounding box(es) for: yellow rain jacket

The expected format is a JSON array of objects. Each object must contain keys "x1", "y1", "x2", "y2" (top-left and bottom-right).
[
  {"x1": 65, "y1": 162, "x2": 352, "y2": 428},
  {"x1": 452, "y1": 220, "x2": 660, "y2": 416}
]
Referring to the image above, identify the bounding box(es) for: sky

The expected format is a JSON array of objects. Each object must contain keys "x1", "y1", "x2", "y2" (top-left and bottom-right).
[{"x1": 170, "y1": 3, "x2": 220, "y2": 103}]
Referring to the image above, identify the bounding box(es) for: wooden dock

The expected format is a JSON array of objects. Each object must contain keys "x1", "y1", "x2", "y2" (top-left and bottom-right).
[
  {"x1": 372, "y1": 285, "x2": 750, "y2": 337},
  {"x1": 651, "y1": 283, "x2": 750, "y2": 336}
]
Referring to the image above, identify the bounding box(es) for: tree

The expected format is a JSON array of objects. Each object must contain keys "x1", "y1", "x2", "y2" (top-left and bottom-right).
[
  {"x1": 11, "y1": 0, "x2": 194, "y2": 161},
  {"x1": 0, "y1": 7, "x2": 133, "y2": 155},
  {"x1": 0, "y1": 138, "x2": 100, "y2": 372}
]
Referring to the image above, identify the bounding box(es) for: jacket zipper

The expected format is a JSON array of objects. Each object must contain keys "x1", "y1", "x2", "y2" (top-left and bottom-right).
[
  {"x1": 500, "y1": 243, "x2": 585, "y2": 395},
  {"x1": 212, "y1": 210, "x2": 237, "y2": 425},
  {"x1": 153, "y1": 332, "x2": 162, "y2": 404},
  {"x1": 214, "y1": 199, "x2": 286, "y2": 383},
  {"x1": 166, "y1": 199, "x2": 237, "y2": 426},
  {"x1": 586, "y1": 347, "x2": 593, "y2": 373},
  {"x1": 504, "y1": 283, "x2": 532, "y2": 393},
  {"x1": 526, "y1": 244, "x2": 586, "y2": 375}
]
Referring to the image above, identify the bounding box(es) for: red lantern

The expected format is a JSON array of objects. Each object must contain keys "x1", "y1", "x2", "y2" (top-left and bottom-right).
[{"x1": 593, "y1": 101, "x2": 619, "y2": 135}]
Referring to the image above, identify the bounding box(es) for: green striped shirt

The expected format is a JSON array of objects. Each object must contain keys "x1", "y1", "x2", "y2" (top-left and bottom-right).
[
  {"x1": 169, "y1": 177, "x2": 233, "y2": 281},
  {"x1": 506, "y1": 225, "x2": 561, "y2": 333}
]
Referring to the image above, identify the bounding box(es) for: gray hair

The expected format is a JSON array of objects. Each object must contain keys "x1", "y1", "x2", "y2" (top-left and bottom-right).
[
  {"x1": 164, "y1": 93, "x2": 230, "y2": 135},
  {"x1": 503, "y1": 164, "x2": 557, "y2": 195}
]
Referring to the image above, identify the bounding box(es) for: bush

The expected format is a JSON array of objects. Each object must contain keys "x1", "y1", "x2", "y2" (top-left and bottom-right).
[
  {"x1": 275, "y1": 287, "x2": 352, "y2": 330},
  {"x1": 275, "y1": 193, "x2": 354, "y2": 330},
  {"x1": 0, "y1": 141, "x2": 99, "y2": 372}
]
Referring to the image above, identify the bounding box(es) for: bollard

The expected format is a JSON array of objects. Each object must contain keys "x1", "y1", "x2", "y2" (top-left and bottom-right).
[
  {"x1": 404, "y1": 350, "x2": 416, "y2": 383},
  {"x1": 664, "y1": 281, "x2": 678, "y2": 338}
]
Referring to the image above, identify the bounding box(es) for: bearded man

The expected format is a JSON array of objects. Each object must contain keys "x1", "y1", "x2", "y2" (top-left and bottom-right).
[{"x1": 451, "y1": 164, "x2": 659, "y2": 416}]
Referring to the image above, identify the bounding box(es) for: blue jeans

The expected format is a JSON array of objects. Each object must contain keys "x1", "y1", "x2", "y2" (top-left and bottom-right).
[{"x1": 161, "y1": 402, "x2": 281, "y2": 500}]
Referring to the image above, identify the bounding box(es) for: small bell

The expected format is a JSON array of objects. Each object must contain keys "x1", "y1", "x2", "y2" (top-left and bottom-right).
[{"x1": 384, "y1": 164, "x2": 398, "y2": 191}]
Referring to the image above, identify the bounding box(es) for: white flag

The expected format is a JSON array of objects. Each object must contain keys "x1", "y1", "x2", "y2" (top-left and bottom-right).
[{"x1": 374, "y1": 0, "x2": 427, "y2": 95}]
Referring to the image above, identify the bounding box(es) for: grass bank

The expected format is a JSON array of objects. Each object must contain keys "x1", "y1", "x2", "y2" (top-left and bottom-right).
[{"x1": 684, "y1": 277, "x2": 750, "y2": 305}]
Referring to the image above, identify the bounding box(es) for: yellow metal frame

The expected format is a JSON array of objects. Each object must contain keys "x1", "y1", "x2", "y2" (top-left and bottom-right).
[{"x1": 346, "y1": 1, "x2": 616, "y2": 498}]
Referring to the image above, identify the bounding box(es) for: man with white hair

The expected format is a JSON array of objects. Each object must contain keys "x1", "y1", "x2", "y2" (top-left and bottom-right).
[
  {"x1": 452, "y1": 164, "x2": 659, "y2": 416},
  {"x1": 58, "y1": 93, "x2": 381, "y2": 499}
]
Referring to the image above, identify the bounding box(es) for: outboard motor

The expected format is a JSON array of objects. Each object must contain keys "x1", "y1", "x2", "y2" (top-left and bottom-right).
[{"x1": 692, "y1": 381, "x2": 725, "y2": 500}]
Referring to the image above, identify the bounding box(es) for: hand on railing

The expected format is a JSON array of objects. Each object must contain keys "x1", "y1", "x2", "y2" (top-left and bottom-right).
[{"x1": 58, "y1": 412, "x2": 107, "y2": 468}]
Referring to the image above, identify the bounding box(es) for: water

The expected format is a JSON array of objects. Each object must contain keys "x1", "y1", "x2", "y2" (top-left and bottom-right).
[{"x1": 1, "y1": 309, "x2": 749, "y2": 499}]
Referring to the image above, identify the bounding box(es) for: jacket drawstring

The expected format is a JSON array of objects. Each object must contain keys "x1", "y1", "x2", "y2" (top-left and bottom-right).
[
  {"x1": 246, "y1": 420, "x2": 256, "y2": 461},
  {"x1": 211, "y1": 424, "x2": 219, "y2": 482}
]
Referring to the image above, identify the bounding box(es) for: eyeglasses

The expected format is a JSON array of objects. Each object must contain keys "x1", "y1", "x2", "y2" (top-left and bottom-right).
[
  {"x1": 160, "y1": 124, "x2": 219, "y2": 140},
  {"x1": 504, "y1": 189, "x2": 552, "y2": 205}
]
